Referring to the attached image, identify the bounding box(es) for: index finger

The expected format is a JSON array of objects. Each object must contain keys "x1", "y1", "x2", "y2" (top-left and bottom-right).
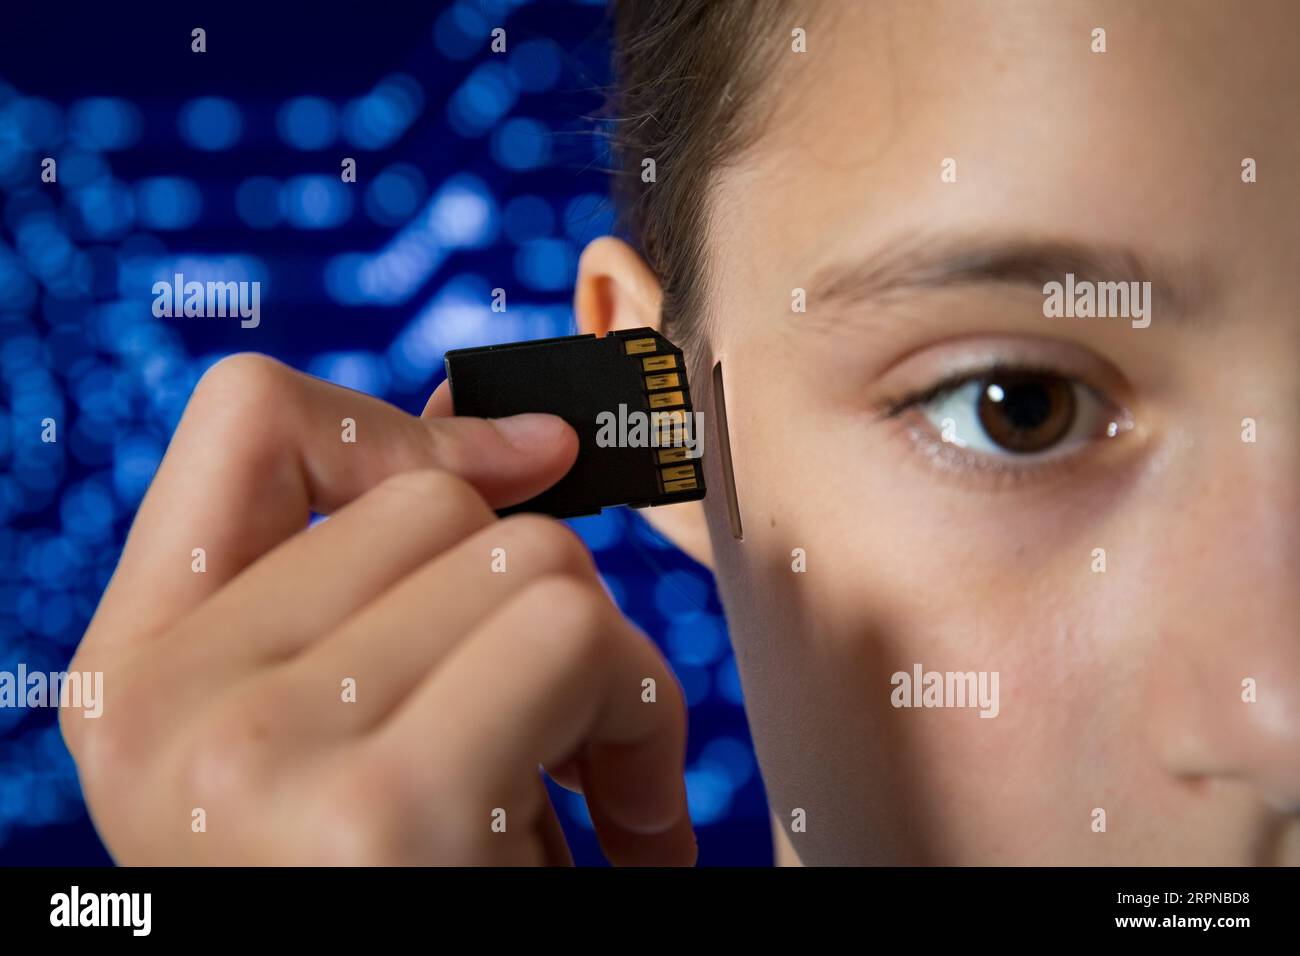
[{"x1": 85, "y1": 354, "x2": 577, "y2": 653}]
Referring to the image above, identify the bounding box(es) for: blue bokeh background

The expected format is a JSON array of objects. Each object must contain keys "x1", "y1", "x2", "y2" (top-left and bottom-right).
[{"x1": 0, "y1": 0, "x2": 771, "y2": 865}]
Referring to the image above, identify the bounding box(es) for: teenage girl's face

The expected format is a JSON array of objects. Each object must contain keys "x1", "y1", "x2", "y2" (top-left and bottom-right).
[{"x1": 696, "y1": 0, "x2": 1299, "y2": 863}]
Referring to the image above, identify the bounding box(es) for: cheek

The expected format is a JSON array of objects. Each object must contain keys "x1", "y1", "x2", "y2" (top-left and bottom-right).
[
  {"x1": 714, "y1": 512, "x2": 1130, "y2": 861},
  {"x1": 702, "y1": 350, "x2": 1152, "y2": 859}
]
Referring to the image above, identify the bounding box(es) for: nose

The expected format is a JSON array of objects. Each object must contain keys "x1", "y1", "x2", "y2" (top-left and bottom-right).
[{"x1": 1140, "y1": 429, "x2": 1300, "y2": 812}]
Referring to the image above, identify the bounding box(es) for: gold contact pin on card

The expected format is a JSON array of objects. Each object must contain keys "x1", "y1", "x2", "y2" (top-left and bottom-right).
[
  {"x1": 648, "y1": 390, "x2": 685, "y2": 409},
  {"x1": 645, "y1": 373, "x2": 681, "y2": 390},
  {"x1": 652, "y1": 408, "x2": 688, "y2": 424},
  {"x1": 448, "y1": 328, "x2": 705, "y2": 517}
]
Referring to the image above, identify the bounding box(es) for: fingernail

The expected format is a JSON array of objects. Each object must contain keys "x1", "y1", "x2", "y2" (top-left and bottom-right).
[{"x1": 492, "y1": 413, "x2": 570, "y2": 454}]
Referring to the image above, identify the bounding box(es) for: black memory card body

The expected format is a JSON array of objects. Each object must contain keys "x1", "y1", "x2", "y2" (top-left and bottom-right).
[{"x1": 444, "y1": 328, "x2": 705, "y2": 518}]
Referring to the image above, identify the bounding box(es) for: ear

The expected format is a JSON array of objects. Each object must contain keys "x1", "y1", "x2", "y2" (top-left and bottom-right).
[{"x1": 575, "y1": 237, "x2": 715, "y2": 570}]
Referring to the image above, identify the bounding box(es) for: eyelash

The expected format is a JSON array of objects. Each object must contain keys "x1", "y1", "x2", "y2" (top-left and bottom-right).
[
  {"x1": 877, "y1": 361, "x2": 1065, "y2": 420},
  {"x1": 874, "y1": 362, "x2": 1126, "y2": 485}
]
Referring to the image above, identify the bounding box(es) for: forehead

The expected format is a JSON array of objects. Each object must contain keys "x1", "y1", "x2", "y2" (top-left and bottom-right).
[{"x1": 708, "y1": 0, "x2": 1298, "y2": 299}]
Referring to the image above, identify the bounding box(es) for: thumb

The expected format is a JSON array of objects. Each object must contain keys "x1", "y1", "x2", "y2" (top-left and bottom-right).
[
  {"x1": 421, "y1": 378, "x2": 576, "y2": 507},
  {"x1": 429, "y1": 411, "x2": 578, "y2": 508}
]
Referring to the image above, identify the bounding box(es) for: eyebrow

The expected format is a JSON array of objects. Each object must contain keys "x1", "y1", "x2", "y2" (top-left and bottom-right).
[{"x1": 805, "y1": 233, "x2": 1211, "y2": 325}]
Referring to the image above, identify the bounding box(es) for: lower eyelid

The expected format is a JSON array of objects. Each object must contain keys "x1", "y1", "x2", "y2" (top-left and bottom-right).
[
  {"x1": 921, "y1": 380, "x2": 1122, "y2": 448},
  {"x1": 867, "y1": 344, "x2": 1143, "y2": 488},
  {"x1": 884, "y1": 404, "x2": 1132, "y2": 492}
]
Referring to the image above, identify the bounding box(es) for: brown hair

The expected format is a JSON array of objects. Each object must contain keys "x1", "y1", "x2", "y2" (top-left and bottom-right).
[{"x1": 608, "y1": 0, "x2": 794, "y2": 349}]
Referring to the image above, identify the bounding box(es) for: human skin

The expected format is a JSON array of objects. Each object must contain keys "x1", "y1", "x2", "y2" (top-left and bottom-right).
[
  {"x1": 62, "y1": 356, "x2": 697, "y2": 865},
  {"x1": 577, "y1": 0, "x2": 1299, "y2": 863},
  {"x1": 66, "y1": 0, "x2": 1297, "y2": 867}
]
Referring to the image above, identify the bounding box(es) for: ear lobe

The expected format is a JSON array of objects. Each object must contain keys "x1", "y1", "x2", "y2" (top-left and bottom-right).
[
  {"x1": 574, "y1": 236, "x2": 715, "y2": 571},
  {"x1": 575, "y1": 236, "x2": 664, "y2": 337}
]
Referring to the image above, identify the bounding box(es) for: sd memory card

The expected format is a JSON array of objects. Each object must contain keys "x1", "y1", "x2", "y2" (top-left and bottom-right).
[{"x1": 444, "y1": 328, "x2": 706, "y2": 519}]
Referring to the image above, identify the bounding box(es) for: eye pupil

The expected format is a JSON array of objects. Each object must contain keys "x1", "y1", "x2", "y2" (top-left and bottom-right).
[
  {"x1": 977, "y1": 372, "x2": 1076, "y2": 453},
  {"x1": 988, "y1": 380, "x2": 1049, "y2": 429}
]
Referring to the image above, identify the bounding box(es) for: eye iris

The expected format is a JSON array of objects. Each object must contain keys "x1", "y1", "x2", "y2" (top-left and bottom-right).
[{"x1": 976, "y1": 373, "x2": 1076, "y2": 453}]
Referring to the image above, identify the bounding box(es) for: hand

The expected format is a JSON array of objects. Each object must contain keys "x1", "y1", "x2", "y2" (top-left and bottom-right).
[{"x1": 62, "y1": 353, "x2": 696, "y2": 865}]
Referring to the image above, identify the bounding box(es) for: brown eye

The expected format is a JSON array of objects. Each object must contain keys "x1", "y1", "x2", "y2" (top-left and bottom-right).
[
  {"x1": 976, "y1": 372, "x2": 1077, "y2": 454},
  {"x1": 915, "y1": 366, "x2": 1120, "y2": 463}
]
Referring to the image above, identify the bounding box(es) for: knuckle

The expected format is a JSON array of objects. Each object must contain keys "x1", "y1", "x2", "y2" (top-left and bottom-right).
[
  {"x1": 497, "y1": 514, "x2": 595, "y2": 580},
  {"x1": 175, "y1": 708, "x2": 273, "y2": 807},
  {"x1": 63, "y1": 666, "x2": 153, "y2": 800},
  {"x1": 70, "y1": 711, "x2": 142, "y2": 802},
  {"x1": 57, "y1": 652, "x2": 102, "y2": 754},
  {"x1": 519, "y1": 575, "x2": 612, "y2": 667},
  {"x1": 57, "y1": 687, "x2": 85, "y2": 753},
  {"x1": 375, "y1": 468, "x2": 486, "y2": 516},
  {"x1": 193, "y1": 353, "x2": 290, "y2": 411},
  {"x1": 312, "y1": 762, "x2": 414, "y2": 865},
  {"x1": 415, "y1": 416, "x2": 478, "y2": 477},
  {"x1": 185, "y1": 354, "x2": 299, "y2": 454}
]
